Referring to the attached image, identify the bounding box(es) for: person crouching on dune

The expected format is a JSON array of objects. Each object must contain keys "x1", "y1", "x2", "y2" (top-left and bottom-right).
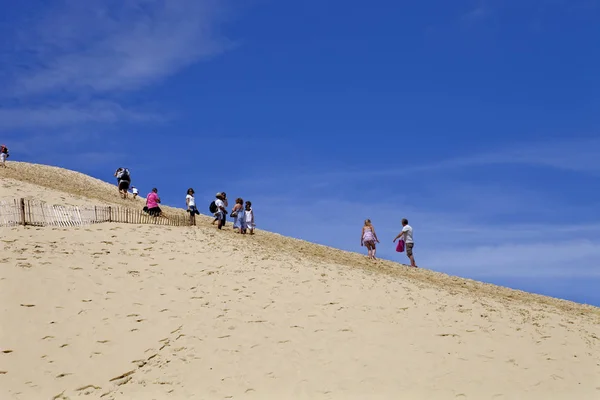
[{"x1": 146, "y1": 188, "x2": 162, "y2": 217}]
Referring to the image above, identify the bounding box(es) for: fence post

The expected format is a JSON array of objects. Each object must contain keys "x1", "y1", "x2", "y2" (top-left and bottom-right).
[
  {"x1": 108, "y1": 206, "x2": 112, "y2": 222},
  {"x1": 19, "y1": 198, "x2": 26, "y2": 226},
  {"x1": 94, "y1": 206, "x2": 98, "y2": 222}
]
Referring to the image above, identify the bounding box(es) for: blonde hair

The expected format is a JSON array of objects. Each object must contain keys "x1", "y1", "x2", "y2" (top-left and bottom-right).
[{"x1": 364, "y1": 219, "x2": 372, "y2": 227}]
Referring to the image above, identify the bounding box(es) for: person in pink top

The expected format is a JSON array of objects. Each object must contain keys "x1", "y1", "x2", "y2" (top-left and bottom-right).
[{"x1": 145, "y1": 188, "x2": 162, "y2": 217}]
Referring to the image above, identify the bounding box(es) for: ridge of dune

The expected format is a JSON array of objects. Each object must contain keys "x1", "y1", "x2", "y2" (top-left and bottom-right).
[
  {"x1": 1, "y1": 161, "x2": 598, "y2": 315},
  {"x1": 1, "y1": 162, "x2": 600, "y2": 399},
  {"x1": 0, "y1": 162, "x2": 186, "y2": 217}
]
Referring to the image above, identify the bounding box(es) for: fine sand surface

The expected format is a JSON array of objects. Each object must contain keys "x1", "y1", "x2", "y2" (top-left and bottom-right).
[{"x1": 1, "y1": 163, "x2": 600, "y2": 399}]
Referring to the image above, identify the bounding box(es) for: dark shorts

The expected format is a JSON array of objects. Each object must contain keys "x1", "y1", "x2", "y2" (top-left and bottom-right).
[
  {"x1": 118, "y1": 180, "x2": 130, "y2": 191},
  {"x1": 188, "y1": 206, "x2": 199, "y2": 215},
  {"x1": 406, "y1": 243, "x2": 414, "y2": 257},
  {"x1": 147, "y1": 206, "x2": 161, "y2": 216}
]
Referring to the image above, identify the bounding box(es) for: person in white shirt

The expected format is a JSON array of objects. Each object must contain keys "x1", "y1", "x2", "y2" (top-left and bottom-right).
[
  {"x1": 393, "y1": 218, "x2": 417, "y2": 268},
  {"x1": 186, "y1": 188, "x2": 199, "y2": 225},
  {"x1": 244, "y1": 200, "x2": 255, "y2": 235},
  {"x1": 212, "y1": 191, "x2": 229, "y2": 226},
  {"x1": 131, "y1": 186, "x2": 139, "y2": 199},
  {"x1": 214, "y1": 192, "x2": 227, "y2": 230}
]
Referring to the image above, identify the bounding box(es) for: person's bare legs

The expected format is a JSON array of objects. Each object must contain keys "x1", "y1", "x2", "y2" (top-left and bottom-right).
[
  {"x1": 406, "y1": 244, "x2": 417, "y2": 267},
  {"x1": 372, "y1": 244, "x2": 377, "y2": 260},
  {"x1": 409, "y1": 255, "x2": 417, "y2": 267},
  {"x1": 366, "y1": 242, "x2": 374, "y2": 259}
]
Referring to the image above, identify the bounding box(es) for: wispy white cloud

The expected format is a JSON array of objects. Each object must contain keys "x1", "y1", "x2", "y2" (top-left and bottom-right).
[
  {"x1": 231, "y1": 138, "x2": 600, "y2": 190},
  {"x1": 8, "y1": 0, "x2": 233, "y2": 97},
  {"x1": 0, "y1": 101, "x2": 164, "y2": 130},
  {"x1": 391, "y1": 137, "x2": 600, "y2": 174},
  {"x1": 424, "y1": 240, "x2": 600, "y2": 278},
  {"x1": 462, "y1": 3, "x2": 492, "y2": 21}
]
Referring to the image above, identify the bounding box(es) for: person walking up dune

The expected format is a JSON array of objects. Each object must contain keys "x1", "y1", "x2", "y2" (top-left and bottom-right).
[
  {"x1": 231, "y1": 198, "x2": 244, "y2": 233},
  {"x1": 0, "y1": 144, "x2": 9, "y2": 168},
  {"x1": 212, "y1": 192, "x2": 229, "y2": 226},
  {"x1": 114, "y1": 167, "x2": 131, "y2": 199},
  {"x1": 213, "y1": 192, "x2": 227, "y2": 230},
  {"x1": 186, "y1": 188, "x2": 199, "y2": 225},
  {"x1": 244, "y1": 201, "x2": 255, "y2": 235},
  {"x1": 361, "y1": 219, "x2": 380, "y2": 260},
  {"x1": 221, "y1": 192, "x2": 229, "y2": 227},
  {"x1": 393, "y1": 218, "x2": 417, "y2": 267}
]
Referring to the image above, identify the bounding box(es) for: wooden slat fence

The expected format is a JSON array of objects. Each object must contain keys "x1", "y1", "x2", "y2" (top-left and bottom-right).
[
  {"x1": 0, "y1": 198, "x2": 190, "y2": 228},
  {"x1": 0, "y1": 200, "x2": 22, "y2": 227}
]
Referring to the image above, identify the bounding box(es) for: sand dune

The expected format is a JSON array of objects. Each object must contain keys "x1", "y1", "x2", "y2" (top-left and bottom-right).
[{"x1": 1, "y1": 163, "x2": 599, "y2": 399}]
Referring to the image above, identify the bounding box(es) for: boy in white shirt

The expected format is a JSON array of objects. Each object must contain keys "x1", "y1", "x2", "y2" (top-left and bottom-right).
[
  {"x1": 393, "y1": 218, "x2": 417, "y2": 268},
  {"x1": 131, "y1": 186, "x2": 139, "y2": 199}
]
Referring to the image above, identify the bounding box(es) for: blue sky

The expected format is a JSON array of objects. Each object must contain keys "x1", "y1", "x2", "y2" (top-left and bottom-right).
[{"x1": 2, "y1": 0, "x2": 599, "y2": 305}]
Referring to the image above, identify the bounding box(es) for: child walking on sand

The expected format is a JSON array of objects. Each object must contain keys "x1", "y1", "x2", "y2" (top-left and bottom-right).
[
  {"x1": 244, "y1": 201, "x2": 255, "y2": 234},
  {"x1": 361, "y1": 219, "x2": 380, "y2": 260}
]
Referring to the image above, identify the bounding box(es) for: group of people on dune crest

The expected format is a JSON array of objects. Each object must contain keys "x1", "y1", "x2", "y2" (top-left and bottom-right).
[
  {"x1": 113, "y1": 168, "x2": 255, "y2": 234},
  {"x1": 207, "y1": 192, "x2": 255, "y2": 234},
  {"x1": 361, "y1": 218, "x2": 417, "y2": 267},
  {"x1": 113, "y1": 168, "x2": 418, "y2": 263}
]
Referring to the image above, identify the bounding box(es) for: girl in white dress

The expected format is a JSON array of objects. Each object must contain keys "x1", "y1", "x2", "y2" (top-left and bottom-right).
[{"x1": 244, "y1": 201, "x2": 255, "y2": 235}]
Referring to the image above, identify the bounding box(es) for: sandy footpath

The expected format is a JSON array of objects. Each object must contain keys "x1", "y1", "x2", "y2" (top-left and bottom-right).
[{"x1": 1, "y1": 166, "x2": 600, "y2": 399}]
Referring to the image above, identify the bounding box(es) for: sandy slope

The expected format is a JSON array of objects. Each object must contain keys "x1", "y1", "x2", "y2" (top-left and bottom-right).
[
  {"x1": 1, "y1": 164, "x2": 599, "y2": 400},
  {"x1": 0, "y1": 162, "x2": 177, "y2": 216}
]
